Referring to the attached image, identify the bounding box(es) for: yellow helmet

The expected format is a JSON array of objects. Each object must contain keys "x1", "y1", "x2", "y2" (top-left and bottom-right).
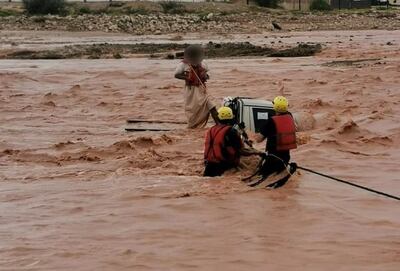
[
  {"x1": 218, "y1": 106, "x2": 234, "y2": 120},
  {"x1": 273, "y1": 96, "x2": 289, "y2": 113}
]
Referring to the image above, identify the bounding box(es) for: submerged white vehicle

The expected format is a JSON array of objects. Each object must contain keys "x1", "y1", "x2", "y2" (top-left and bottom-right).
[{"x1": 223, "y1": 97, "x2": 275, "y2": 133}]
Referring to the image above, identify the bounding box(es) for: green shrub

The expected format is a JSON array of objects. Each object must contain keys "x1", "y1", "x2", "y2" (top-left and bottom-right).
[
  {"x1": 0, "y1": 8, "x2": 19, "y2": 17},
  {"x1": 160, "y1": 1, "x2": 186, "y2": 14},
  {"x1": 309, "y1": 0, "x2": 332, "y2": 11},
  {"x1": 124, "y1": 7, "x2": 149, "y2": 15},
  {"x1": 23, "y1": 0, "x2": 67, "y2": 15},
  {"x1": 78, "y1": 6, "x2": 92, "y2": 15},
  {"x1": 255, "y1": 0, "x2": 280, "y2": 8}
]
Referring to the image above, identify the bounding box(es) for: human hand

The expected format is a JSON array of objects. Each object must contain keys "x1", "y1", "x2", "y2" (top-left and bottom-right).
[{"x1": 184, "y1": 71, "x2": 190, "y2": 79}]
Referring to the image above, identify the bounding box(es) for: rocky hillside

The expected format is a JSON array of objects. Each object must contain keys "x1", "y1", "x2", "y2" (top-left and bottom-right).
[{"x1": 0, "y1": 9, "x2": 400, "y2": 34}]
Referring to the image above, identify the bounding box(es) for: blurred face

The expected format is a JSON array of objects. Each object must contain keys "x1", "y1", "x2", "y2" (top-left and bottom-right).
[
  {"x1": 191, "y1": 55, "x2": 203, "y2": 65},
  {"x1": 185, "y1": 47, "x2": 204, "y2": 65}
]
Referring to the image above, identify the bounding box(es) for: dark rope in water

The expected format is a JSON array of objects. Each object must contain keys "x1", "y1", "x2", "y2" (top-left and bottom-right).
[{"x1": 298, "y1": 166, "x2": 400, "y2": 201}]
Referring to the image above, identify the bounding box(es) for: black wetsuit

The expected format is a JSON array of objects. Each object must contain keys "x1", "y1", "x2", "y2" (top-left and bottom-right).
[
  {"x1": 259, "y1": 113, "x2": 292, "y2": 177},
  {"x1": 204, "y1": 127, "x2": 243, "y2": 177}
]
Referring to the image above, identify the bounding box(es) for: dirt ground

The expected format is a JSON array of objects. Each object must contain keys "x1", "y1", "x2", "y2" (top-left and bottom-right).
[{"x1": 0, "y1": 29, "x2": 400, "y2": 270}]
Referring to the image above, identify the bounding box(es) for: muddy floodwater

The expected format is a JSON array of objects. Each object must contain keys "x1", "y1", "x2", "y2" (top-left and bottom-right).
[{"x1": 0, "y1": 30, "x2": 400, "y2": 270}]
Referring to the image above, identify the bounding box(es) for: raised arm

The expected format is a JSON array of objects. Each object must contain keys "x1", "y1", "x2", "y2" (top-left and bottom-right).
[
  {"x1": 174, "y1": 62, "x2": 187, "y2": 81},
  {"x1": 175, "y1": 72, "x2": 187, "y2": 81}
]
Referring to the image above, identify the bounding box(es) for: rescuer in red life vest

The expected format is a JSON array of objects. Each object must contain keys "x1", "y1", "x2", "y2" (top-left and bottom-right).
[
  {"x1": 204, "y1": 107, "x2": 262, "y2": 177},
  {"x1": 254, "y1": 96, "x2": 297, "y2": 178}
]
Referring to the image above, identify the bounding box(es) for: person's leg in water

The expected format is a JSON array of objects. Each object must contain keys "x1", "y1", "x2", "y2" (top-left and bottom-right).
[
  {"x1": 210, "y1": 107, "x2": 220, "y2": 124},
  {"x1": 261, "y1": 155, "x2": 288, "y2": 178},
  {"x1": 204, "y1": 162, "x2": 231, "y2": 177}
]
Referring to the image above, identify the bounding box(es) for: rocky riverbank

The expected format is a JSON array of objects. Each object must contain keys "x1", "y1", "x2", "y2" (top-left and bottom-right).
[
  {"x1": 0, "y1": 9, "x2": 400, "y2": 35},
  {"x1": 0, "y1": 42, "x2": 322, "y2": 59}
]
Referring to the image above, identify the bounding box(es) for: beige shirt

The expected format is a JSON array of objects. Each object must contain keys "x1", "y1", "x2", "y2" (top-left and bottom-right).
[{"x1": 175, "y1": 61, "x2": 216, "y2": 129}]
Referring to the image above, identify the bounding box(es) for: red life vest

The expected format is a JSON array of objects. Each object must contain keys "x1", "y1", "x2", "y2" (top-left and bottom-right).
[
  {"x1": 183, "y1": 60, "x2": 207, "y2": 87},
  {"x1": 272, "y1": 114, "x2": 297, "y2": 151},
  {"x1": 204, "y1": 125, "x2": 240, "y2": 165}
]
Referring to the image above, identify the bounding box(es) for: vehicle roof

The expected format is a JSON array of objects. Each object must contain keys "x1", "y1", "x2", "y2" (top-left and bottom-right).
[{"x1": 240, "y1": 98, "x2": 274, "y2": 108}]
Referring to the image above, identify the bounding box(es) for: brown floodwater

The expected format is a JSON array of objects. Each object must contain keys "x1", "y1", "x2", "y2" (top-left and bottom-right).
[{"x1": 0, "y1": 30, "x2": 399, "y2": 270}]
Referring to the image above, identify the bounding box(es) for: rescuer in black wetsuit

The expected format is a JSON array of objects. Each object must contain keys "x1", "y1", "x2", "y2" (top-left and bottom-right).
[{"x1": 254, "y1": 96, "x2": 297, "y2": 177}]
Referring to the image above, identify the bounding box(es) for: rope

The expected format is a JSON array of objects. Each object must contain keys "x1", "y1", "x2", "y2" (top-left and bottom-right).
[
  {"x1": 242, "y1": 153, "x2": 293, "y2": 186},
  {"x1": 188, "y1": 64, "x2": 207, "y2": 92},
  {"x1": 243, "y1": 155, "x2": 400, "y2": 201},
  {"x1": 298, "y1": 166, "x2": 400, "y2": 201},
  {"x1": 242, "y1": 155, "x2": 265, "y2": 182},
  {"x1": 267, "y1": 153, "x2": 293, "y2": 177}
]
